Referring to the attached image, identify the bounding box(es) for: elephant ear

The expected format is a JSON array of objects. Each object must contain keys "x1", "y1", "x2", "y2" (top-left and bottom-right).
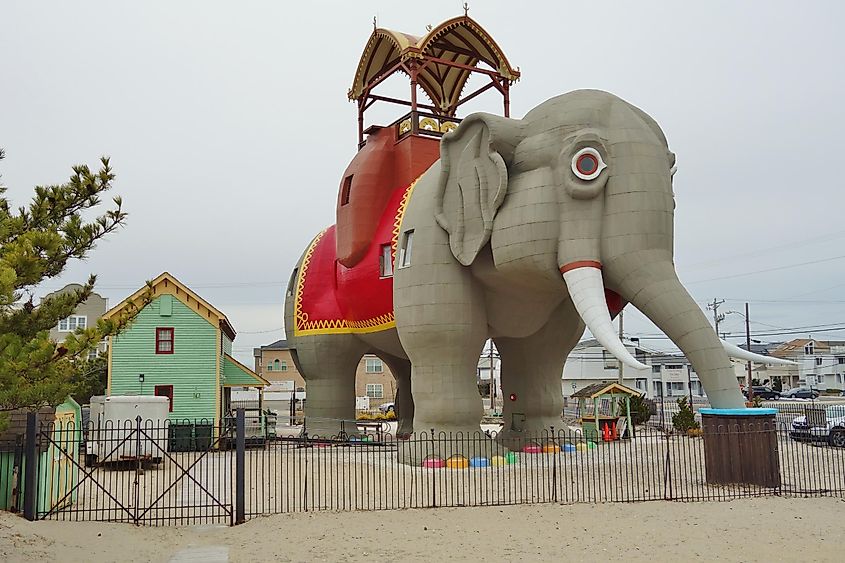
[{"x1": 435, "y1": 113, "x2": 521, "y2": 266}]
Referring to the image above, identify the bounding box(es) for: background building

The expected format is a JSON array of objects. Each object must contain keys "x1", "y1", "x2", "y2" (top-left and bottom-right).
[
  {"x1": 562, "y1": 338, "x2": 704, "y2": 400},
  {"x1": 254, "y1": 340, "x2": 395, "y2": 410},
  {"x1": 768, "y1": 339, "x2": 845, "y2": 392},
  {"x1": 45, "y1": 283, "x2": 108, "y2": 359}
]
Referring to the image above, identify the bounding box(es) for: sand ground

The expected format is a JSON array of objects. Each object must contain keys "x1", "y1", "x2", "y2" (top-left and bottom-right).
[{"x1": 2, "y1": 496, "x2": 843, "y2": 562}]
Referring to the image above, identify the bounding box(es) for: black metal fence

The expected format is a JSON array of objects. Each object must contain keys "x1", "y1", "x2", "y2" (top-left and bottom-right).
[{"x1": 5, "y1": 407, "x2": 845, "y2": 526}]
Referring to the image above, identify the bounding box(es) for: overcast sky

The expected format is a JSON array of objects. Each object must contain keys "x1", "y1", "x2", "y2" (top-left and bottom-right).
[{"x1": 2, "y1": 1, "x2": 844, "y2": 364}]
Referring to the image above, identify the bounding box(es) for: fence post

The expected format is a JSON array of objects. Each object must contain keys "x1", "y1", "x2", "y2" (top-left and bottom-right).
[
  {"x1": 133, "y1": 415, "x2": 142, "y2": 525},
  {"x1": 550, "y1": 426, "x2": 558, "y2": 503},
  {"x1": 23, "y1": 412, "x2": 37, "y2": 521},
  {"x1": 235, "y1": 408, "x2": 245, "y2": 524}
]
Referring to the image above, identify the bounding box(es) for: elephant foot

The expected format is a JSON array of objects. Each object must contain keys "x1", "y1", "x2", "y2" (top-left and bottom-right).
[
  {"x1": 396, "y1": 418, "x2": 414, "y2": 440},
  {"x1": 398, "y1": 427, "x2": 509, "y2": 466},
  {"x1": 304, "y1": 417, "x2": 362, "y2": 440}
]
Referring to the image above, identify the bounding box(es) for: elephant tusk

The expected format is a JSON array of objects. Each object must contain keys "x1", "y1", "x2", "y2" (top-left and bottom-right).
[
  {"x1": 562, "y1": 265, "x2": 649, "y2": 371},
  {"x1": 721, "y1": 339, "x2": 797, "y2": 366}
]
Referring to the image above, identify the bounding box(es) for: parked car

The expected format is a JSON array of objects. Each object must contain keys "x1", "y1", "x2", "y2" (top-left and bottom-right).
[
  {"x1": 742, "y1": 386, "x2": 780, "y2": 400},
  {"x1": 790, "y1": 405, "x2": 845, "y2": 446},
  {"x1": 781, "y1": 388, "x2": 820, "y2": 400},
  {"x1": 378, "y1": 402, "x2": 395, "y2": 414}
]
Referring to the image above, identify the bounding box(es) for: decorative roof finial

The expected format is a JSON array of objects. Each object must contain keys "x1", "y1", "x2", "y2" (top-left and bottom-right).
[
  {"x1": 373, "y1": 15, "x2": 377, "y2": 30},
  {"x1": 464, "y1": 2, "x2": 469, "y2": 16},
  {"x1": 426, "y1": 24, "x2": 433, "y2": 32}
]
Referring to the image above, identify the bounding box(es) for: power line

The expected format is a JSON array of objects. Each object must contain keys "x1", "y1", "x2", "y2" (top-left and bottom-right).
[
  {"x1": 686, "y1": 253, "x2": 845, "y2": 285},
  {"x1": 681, "y1": 228, "x2": 845, "y2": 272}
]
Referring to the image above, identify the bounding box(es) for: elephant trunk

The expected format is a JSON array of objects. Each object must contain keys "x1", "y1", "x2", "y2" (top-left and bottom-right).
[
  {"x1": 560, "y1": 262, "x2": 648, "y2": 371},
  {"x1": 607, "y1": 251, "x2": 746, "y2": 409}
]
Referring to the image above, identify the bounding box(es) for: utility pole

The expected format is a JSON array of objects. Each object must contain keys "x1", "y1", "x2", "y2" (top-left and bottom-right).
[
  {"x1": 617, "y1": 311, "x2": 624, "y2": 384},
  {"x1": 707, "y1": 298, "x2": 726, "y2": 334},
  {"x1": 489, "y1": 340, "x2": 495, "y2": 412},
  {"x1": 745, "y1": 302, "x2": 753, "y2": 402}
]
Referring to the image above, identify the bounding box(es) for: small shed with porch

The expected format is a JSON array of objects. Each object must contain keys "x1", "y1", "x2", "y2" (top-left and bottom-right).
[{"x1": 572, "y1": 382, "x2": 641, "y2": 441}]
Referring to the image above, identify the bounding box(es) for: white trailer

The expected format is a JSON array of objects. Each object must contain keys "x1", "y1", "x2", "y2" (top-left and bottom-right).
[{"x1": 86, "y1": 395, "x2": 169, "y2": 465}]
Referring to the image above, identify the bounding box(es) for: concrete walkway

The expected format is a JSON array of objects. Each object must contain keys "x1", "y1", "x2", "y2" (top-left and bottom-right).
[{"x1": 169, "y1": 546, "x2": 229, "y2": 563}]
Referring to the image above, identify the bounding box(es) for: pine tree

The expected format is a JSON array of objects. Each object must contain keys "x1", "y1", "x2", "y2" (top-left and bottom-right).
[
  {"x1": 671, "y1": 396, "x2": 700, "y2": 432},
  {"x1": 0, "y1": 149, "x2": 149, "y2": 427}
]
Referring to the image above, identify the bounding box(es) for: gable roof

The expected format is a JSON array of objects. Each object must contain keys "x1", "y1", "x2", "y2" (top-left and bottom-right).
[
  {"x1": 572, "y1": 382, "x2": 642, "y2": 399},
  {"x1": 223, "y1": 353, "x2": 269, "y2": 387},
  {"x1": 102, "y1": 272, "x2": 236, "y2": 340}
]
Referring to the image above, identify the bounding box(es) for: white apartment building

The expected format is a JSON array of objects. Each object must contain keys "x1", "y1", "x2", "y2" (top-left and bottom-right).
[
  {"x1": 562, "y1": 338, "x2": 705, "y2": 400},
  {"x1": 767, "y1": 339, "x2": 845, "y2": 391}
]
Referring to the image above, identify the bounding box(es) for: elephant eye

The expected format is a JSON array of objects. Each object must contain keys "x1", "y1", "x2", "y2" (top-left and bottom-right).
[{"x1": 571, "y1": 148, "x2": 606, "y2": 180}]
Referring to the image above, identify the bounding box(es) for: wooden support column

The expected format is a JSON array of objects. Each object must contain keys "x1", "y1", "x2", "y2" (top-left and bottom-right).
[
  {"x1": 409, "y1": 61, "x2": 419, "y2": 135},
  {"x1": 503, "y1": 80, "x2": 510, "y2": 118},
  {"x1": 357, "y1": 98, "x2": 365, "y2": 147}
]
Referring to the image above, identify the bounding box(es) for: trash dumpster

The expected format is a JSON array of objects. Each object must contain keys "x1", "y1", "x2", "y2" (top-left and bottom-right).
[
  {"x1": 194, "y1": 423, "x2": 213, "y2": 451},
  {"x1": 168, "y1": 423, "x2": 194, "y2": 452}
]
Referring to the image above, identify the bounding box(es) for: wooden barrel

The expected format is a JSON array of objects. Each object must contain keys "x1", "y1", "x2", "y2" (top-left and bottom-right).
[{"x1": 700, "y1": 408, "x2": 780, "y2": 488}]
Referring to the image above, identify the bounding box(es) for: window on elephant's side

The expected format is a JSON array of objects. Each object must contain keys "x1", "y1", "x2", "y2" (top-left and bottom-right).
[
  {"x1": 341, "y1": 175, "x2": 353, "y2": 205},
  {"x1": 379, "y1": 244, "x2": 393, "y2": 277},
  {"x1": 287, "y1": 268, "x2": 298, "y2": 297},
  {"x1": 398, "y1": 230, "x2": 414, "y2": 268}
]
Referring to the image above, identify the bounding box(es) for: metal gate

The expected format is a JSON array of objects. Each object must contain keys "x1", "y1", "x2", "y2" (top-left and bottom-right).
[{"x1": 33, "y1": 415, "x2": 236, "y2": 525}]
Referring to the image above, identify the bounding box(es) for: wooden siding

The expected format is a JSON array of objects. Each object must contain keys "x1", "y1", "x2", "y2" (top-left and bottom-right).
[{"x1": 110, "y1": 296, "x2": 218, "y2": 422}]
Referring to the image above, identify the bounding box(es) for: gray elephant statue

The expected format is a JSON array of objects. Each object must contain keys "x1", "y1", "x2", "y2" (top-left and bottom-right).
[{"x1": 284, "y1": 89, "x2": 783, "y2": 461}]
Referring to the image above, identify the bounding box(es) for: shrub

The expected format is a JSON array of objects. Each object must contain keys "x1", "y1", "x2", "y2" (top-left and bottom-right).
[
  {"x1": 671, "y1": 397, "x2": 700, "y2": 432},
  {"x1": 618, "y1": 395, "x2": 652, "y2": 425}
]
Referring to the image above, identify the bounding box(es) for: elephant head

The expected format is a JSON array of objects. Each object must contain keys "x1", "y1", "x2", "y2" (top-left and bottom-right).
[{"x1": 435, "y1": 89, "x2": 757, "y2": 409}]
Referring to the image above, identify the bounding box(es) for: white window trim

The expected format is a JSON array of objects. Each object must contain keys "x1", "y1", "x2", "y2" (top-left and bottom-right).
[
  {"x1": 58, "y1": 315, "x2": 88, "y2": 332},
  {"x1": 365, "y1": 358, "x2": 383, "y2": 373},
  {"x1": 379, "y1": 244, "x2": 394, "y2": 278},
  {"x1": 366, "y1": 383, "x2": 384, "y2": 399},
  {"x1": 398, "y1": 230, "x2": 414, "y2": 268}
]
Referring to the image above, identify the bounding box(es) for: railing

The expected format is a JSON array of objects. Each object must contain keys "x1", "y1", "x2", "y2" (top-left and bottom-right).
[
  {"x1": 394, "y1": 110, "x2": 462, "y2": 141},
  {"x1": 8, "y1": 408, "x2": 845, "y2": 526}
]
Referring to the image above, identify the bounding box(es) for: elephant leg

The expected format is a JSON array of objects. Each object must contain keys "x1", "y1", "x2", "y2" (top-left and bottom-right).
[
  {"x1": 293, "y1": 334, "x2": 368, "y2": 438},
  {"x1": 397, "y1": 314, "x2": 505, "y2": 463},
  {"x1": 495, "y1": 298, "x2": 584, "y2": 447},
  {"x1": 382, "y1": 355, "x2": 414, "y2": 438}
]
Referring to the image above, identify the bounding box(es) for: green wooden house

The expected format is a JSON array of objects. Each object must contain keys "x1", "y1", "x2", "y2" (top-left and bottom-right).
[{"x1": 105, "y1": 272, "x2": 268, "y2": 426}]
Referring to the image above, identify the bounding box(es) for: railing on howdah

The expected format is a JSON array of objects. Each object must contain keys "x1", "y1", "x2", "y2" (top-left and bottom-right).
[
  {"x1": 394, "y1": 110, "x2": 462, "y2": 141},
  {"x1": 8, "y1": 404, "x2": 845, "y2": 526}
]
